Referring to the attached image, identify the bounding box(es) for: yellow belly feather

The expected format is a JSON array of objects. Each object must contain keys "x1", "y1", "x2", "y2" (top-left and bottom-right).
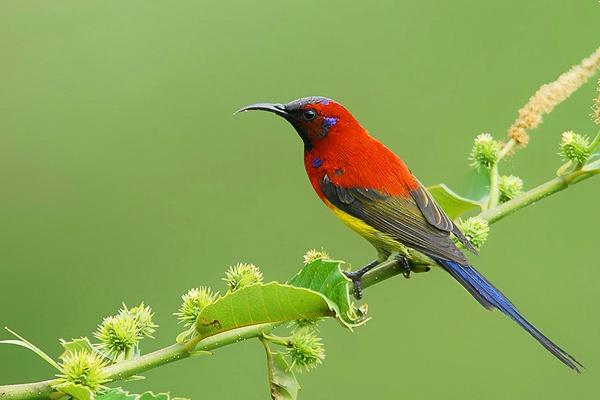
[
  {"x1": 325, "y1": 200, "x2": 434, "y2": 271},
  {"x1": 325, "y1": 200, "x2": 400, "y2": 252}
]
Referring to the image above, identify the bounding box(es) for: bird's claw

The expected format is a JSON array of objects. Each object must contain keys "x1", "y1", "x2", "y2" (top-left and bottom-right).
[
  {"x1": 343, "y1": 270, "x2": 364, "y2": 300},
  {"x1": 343, "y1": 259, "x2": 380, "y2": 300},
  {"x1": 396, "y1": 255, "x2": 412, "y2": 279}
]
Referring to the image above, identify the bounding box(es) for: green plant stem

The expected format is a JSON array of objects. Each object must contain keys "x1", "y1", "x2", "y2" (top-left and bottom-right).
[
  {"x1": 486, "y1": 163, "x2": 500, "y2": 209},
  {"x1": 361, "y1": 166, "x2": 598, "y2": 290},
  {"x1": 479, "y1": 167, "x2": 598, "y2": 224},
  {"x1": 0, "y1": 381, "x2": 57, "y2": 400},
  {"x1": 261, "y1": 334, "x2": 290, "y2": 347},
  {"x1": 497, "y1": 138, "x2": 516, "y2": 160},
  {"x1": 0, "y1": 323, "x2": 277, "y2": 400}
]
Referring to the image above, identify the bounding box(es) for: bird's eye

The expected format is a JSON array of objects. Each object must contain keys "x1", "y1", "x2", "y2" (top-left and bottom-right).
[{"x1": 302, "y1": 109, "x2": 317, "y2": 121}]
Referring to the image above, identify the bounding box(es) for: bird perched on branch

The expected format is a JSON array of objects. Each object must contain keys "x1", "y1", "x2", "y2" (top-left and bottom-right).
[{"x1": 236, "y1": 96, "x2": 582, "y2": 372}]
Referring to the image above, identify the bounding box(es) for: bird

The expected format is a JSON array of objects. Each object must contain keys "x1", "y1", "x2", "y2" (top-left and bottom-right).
[{"x1": 236, "y1": 96, "x2": 582, "y2": 372}]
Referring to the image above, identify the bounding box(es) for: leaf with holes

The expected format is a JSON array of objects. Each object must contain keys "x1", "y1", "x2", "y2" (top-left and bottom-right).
[
  {"x1": 288, "y1": 258, "x2": 363, "y2": 326},
  {"x1": 194, "y1": 282, "x2": 342, "y2": 340}
]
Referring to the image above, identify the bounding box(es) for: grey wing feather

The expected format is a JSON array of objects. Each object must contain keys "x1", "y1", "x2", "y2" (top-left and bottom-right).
[
  {"x1": 409, "y1": 184, "x2": 477, "y2": 254},
  {"x1": 320, "y1": 175, "x2": 469, "y2": 264}
]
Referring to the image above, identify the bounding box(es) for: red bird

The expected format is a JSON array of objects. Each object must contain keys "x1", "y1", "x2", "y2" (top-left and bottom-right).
[{"x1": 237, "y1": 96, "x2": 581, "y2": 372}]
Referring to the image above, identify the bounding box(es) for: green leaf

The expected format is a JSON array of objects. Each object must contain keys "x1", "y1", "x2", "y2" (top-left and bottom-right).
[
  {"x1": 262, "y1": 340, "x2": 300, "y2": 400},
  {"x1": 59, "y1": 337, "x2": 95, "y2": 359},
  {"x1": 288, "y1": 258, "x2": 363, "y2": 326},
  {"x1": 53, "y1": 382, "x2": 96, "y2": 400},
  {"x1": 194, "y1": 282, "x2": 339, "y2": 340},
  {"x1": 426, "y1": 184, "x2": 482, "y2": 219},
  {"x1": 582, "y1": 153, "x2": 600, "y2": 171},
  {"x1": 463, "y1": 168, "x2": 490, "y2": 202},
  {"x1": 96, "y1": 388, "x2": 188, "y2": 400},
  {"x1": 1, "y1": 327, "x2": 61, "y2": 370}
]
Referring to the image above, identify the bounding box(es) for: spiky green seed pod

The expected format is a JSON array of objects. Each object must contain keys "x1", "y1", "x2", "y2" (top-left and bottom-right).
[
  {"x1": 559, "y1": 131, "x2": 591, "y2": 164},
  {"x1": 55, "y1": 350, "x2": 108, "y2": 390},
  {"x1": 120, "y1": 302, "x2": 158, "y2": 338},
  {"x1": 303, "y1": 249, "x2": 330, "y2": 265},
  {"x1": 223, "y1": 263, "x2": 263, "y2": 291},
  {"x1": 469, "y1": 133, "x2": 500, "y2": 169},
  {"x1": 94, "y1": 313, "x2": 142, "y2": 359},
  {"x1": 175, "y1": 287, "x2": 218, "y2": 326},
  {"x1": 498, "y1": 175, "x2": 524, "y2": 203},
  {"x1": 287, "y1": 328, "x2": 325, "y2": 371},
  {"x1": 456, "y1": 217, "x2": 490, "y2": 251}
]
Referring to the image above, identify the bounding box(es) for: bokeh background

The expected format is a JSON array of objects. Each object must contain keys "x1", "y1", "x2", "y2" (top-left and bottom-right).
[{"x1": 1, "y1": 1, "x2": 599, "y2": 399}]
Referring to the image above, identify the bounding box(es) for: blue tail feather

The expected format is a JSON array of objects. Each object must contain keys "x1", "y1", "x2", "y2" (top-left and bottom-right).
[{"x1": 436, "y1": 258, "x2": 583, "y2": 372}]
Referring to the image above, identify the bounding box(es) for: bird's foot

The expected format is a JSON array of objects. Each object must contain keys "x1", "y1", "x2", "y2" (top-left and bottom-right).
[
  {"x1": 344, "y1": 270, "x2": 364, "y2": 300},
  {"x1": 395, "y1": 255, "x2": 412, "y2": 279},
  {"x1": 343, "y1": 259, "x2": 380, "y2": 300}
]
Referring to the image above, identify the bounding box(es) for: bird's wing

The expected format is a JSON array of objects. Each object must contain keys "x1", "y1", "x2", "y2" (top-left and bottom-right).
[
  {"x1": 409, "y1": 184, "x2": 477, "y2": 254},
  {"x1": 320, "y1": 175, "x2": 470, "y2": 264}
]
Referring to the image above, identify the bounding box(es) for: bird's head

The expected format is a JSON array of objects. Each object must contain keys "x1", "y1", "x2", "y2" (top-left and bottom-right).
[{"x1": 236, "y1": 96, "x2": 361, "y2": 151}]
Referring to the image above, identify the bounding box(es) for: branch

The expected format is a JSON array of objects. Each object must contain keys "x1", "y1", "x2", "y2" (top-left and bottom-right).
[
  {"x1": 478, "y1": 168, "x2": 598, "y2": 224},
  {"x1": 0, "y1": 324, "x2": 277, "y2": 400}
]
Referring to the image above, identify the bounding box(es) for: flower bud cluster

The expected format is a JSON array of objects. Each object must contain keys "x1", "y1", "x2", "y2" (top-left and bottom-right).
[
  {"x1": 287, "y1": 327, "x2": 325, "y2": 371},
  {"x1": 456, "y1": 217, "x2": 490, "y2": 250},
  {"x1": 175, "y1": 287, "x2": 218, "y2": 327},
  {"x1": 303, "y1": 249, "x2": 330, "y2": 265},
  {"x1": 223, "y1": 262, "x2": 263, "y2": 291},
  {"x1": 498, "y1": 175, "x2": 523, "y2": 203},
  {"x1": 559, "y1": 131, "x2": 591, "y2": 164},
  {"x1": 56, "y1": 350, "x2": 108, "y2": 391},
  {"x1": 94, "y1": 303, "x2": 156, "y2": 359},
  {"x1": 469, "y1": 133, "x2": 500, "y2": 169}
]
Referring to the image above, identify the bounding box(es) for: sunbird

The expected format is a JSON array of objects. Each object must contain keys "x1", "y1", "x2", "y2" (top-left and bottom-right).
[{"x1": 236, "y1": 96, "x2": 582, "y2": 372}]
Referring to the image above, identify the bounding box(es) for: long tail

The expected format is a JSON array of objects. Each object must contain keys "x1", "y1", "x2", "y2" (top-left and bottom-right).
[{"x1": 435, "y1": 258, "x2": 583, "y2": 372}]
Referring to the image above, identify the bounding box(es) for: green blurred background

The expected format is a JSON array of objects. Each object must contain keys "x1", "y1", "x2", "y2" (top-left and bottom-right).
[{"x1": 1, "y1": 1, "x2": 598, "y2": 398}]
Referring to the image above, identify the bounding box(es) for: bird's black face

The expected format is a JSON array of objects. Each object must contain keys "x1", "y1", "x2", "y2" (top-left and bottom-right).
[{"x1": 236, "y1": 97, "x2": 337, "y2": 151}]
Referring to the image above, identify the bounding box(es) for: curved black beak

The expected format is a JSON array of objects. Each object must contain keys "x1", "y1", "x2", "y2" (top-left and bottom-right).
[{"x1": 234, "y1": 102, "x2": 289, "y2": 117}]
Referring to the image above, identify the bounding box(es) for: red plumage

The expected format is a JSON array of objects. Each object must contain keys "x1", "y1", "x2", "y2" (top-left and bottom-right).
[{"x1": 301, "y1": 100, "x2": 418, "y2": 201}]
